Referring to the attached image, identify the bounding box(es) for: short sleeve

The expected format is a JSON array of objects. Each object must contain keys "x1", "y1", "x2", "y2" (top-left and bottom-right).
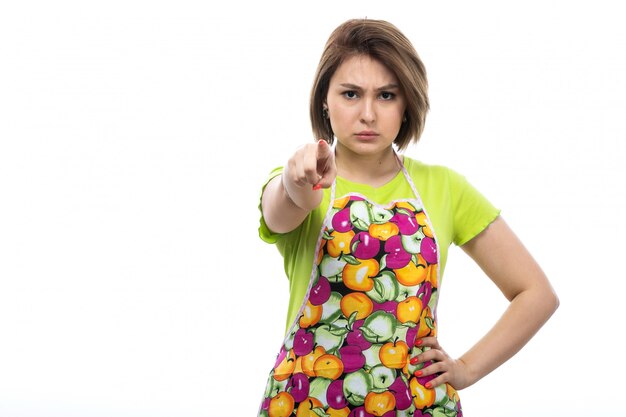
[
  {"x1": 258, "y1": 166, "x2": 285, "y2": 244},
  {"x1": 448, "y1": 168, "x2": 501, "y2": 246}
]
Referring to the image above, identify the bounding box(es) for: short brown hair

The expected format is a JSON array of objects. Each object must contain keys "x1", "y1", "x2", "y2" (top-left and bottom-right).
[{"x1": 310, "y1": 19, "x2": 429, "y2": 151}]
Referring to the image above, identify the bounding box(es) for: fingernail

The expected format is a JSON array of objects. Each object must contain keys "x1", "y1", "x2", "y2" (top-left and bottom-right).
[
  {"x1": 312, "y1": 184, "x2": 322, "y2": 190},
  {"x1": 425, "y1": 382, "x2": 432, "y2": 389},
  {"x1": 415, "y1": 339, "x2": 423, "y2": 346},
  {"x1": 410, "y1": 356, "x2": 420, "y2": 365},
  {"x1": 414, "y1": 370, "x2": 423, "y2": 377}
]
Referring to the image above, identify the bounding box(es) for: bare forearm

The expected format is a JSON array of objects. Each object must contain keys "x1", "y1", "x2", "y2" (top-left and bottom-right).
[
  {"x1": 459, "y1": 285, "x2": 559, "y2": 386},
  {"x1": 261, "y1": 173, "x2": 321, "y2": 234}
]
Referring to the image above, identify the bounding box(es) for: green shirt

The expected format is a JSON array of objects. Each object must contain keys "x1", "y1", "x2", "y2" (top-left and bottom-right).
[{"x1": 258, "y1": 156, "x2": 500, "y2": 334}]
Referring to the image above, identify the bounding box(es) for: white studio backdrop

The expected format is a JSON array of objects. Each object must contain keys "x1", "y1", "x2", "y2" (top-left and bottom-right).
[{"x1": 1, "y1": 1, "x2": 624, "y2": 416}]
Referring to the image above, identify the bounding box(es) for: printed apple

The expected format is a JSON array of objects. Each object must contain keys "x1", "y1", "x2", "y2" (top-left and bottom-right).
[
  {"x1": 350, "y1": 200, "x2": 373, "y2": 231},
  {"x1": 346, "y1": 319, "x2": 372, "y2": 350},
  {"x1": 320, "y1": 254, "x2": 348, "y2": 280},
  {"x1": 287, "y1": 372, "x2": 310, "y2": 402},
  {"x1": 351, "y1": 231, "x2": 381, "y2": 259},
  {"x1": 396, "y1": 296, "x2": 423, "y2": 324},
  {"x1": 339, "y1": 344, "x2": 366, "y2": 373},
  {"x1": 320, "y1": 291, "x2": 344, "y2": 324},
  {"x1": 388, "y1": 375, "x2": 412, "y2": 410},
  {"x1": 390, "y1": 209, "x2": 420, "y2": 235},
  {"x1": 368, "y1": 221, "x2": 399, "y2": 241},
  {"x1": 332, "y1": 207, "x2": 354, "y2": 232},
  {"x1": 314, "y1": 322, "x2": 347, "y2": 354},
  {"x1": 420, "y1": 236, "x2": 438, "y2": 265},
  {"x1": 364, "y1": 391, "x2": 396, "y2": 416},
  {"x1": 343, "y1": 369, "x2": 374, "y2": 406},
  {"x1": 295, "y1": 397, "x2": 324, "y2": 417},
  {"x1": 343, "y1": 258, "x2": 380, "y2": 291},
  {"x1": 360, "y1": 311, "x2": 397, "y2": 343},
  {"x1": 327, "y1": 230, "x2": 356, "y2": 258},
  {"x1": 393, "y1": 256, "x2": 428, "y2": 287},
  {"x1": 369, "y1": 364, "x2": 396, "y2": 389},
  {"x1": 384, "y1": 235, "x2": 411, "y2": 269},
  {"x1": 326, "y1": 379, "x2": 348, "y2": 409},
  {"x1": 366, "y1": 271, "x2": 399, "y2": 303},
  {"x1": 268, "y1": 391, "x2": 295, "y2": 417},
  {"x1": 369, "y1": 205, "x2": 394, "y2": 224},
  {"x1": 314, "y1": 353, "x2": 344, "y2": 380},
  {"x1": 293, "y1": 328, "x2": 314, "y2": 356},
  {"x1": 362, "y1": 343, "x2": 382, "y2": 368},
  {"x1": 308, "y1": 377, "x2": 333, "y2": 407},
  {"x1": 273, "y1": 348, "x2": 296, "y2": 381},
  {"x1": 400, "y1": 229, "x2": 425, "y2": 254},
  {"x1": 309, "y1": 275, "x2": 331, "y2": 305},
  {"x1": 379, "y1": 339, "x2": 409, "y2": 369}
]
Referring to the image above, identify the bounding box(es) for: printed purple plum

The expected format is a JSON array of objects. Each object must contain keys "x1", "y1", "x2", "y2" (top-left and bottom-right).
[
  {"x1": 332, "y1": 207, "x2": 353, "y2": 232},
  {"x1": 339, "y1": 345, "x2": 366, "y2": 373},
  {"x1": 351, "y1": 232, "x2": 381, "y2": 259},
  {"x1": 327, "y1": 379, "x2": 348, "y2": 409},
  {"x1": 388, "y1": 376, "x2": 412, "y2": 410},
  {"x1": 346, "y1": 319, "x2": 372, "y2": 350},
  {"x1": 384, "y1": 235, "x2": 412, "y2": 269},
  {"x1": 420, "y1": 236, "x2": 437, "y2": 264},
  {"x1": 309, "y1": 276, "x2": 331, "y2": 305},
  {"x1": 293, "y1": 328, "x2": 314, "y2": 356},
  {"x1": 287, "y1": 372, "x2": 310, "y2": 402},
  {"x1": 390, "y1": 210, "x2": 419, "y2": 235}
]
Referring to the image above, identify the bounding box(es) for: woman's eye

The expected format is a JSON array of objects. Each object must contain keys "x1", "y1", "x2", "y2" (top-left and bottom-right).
[
  {"x1": 380, "y1": 92, "x2": 395, "y2": 100},
  {"x1": 343, "y1": 91, "x2": 358, "y2": 99}
]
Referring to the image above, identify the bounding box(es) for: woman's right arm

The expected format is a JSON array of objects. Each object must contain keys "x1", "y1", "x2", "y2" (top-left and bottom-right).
[{"x1": 261, "y1": 140, "x2": 336, "y2": 234}]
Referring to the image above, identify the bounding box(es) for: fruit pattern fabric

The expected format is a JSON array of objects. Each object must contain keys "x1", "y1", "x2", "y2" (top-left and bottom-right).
[{"x1": 259, "y1": 194, "x2": 463, "y2": 417}]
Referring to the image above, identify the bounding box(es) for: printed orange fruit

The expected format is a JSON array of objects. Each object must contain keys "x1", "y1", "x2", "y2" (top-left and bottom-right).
[
  {"x1": 379, "y1": 339, "x2": 409, "y2": 369},
  {"x1": 340, "y1": 292, "x2": 374, "y2": 320},
  {"x1": 299, "y1": 301, "x2": 323, "y2": 328},
  {"x1": 314, "y1": 353, "x2": 344, "y2": 380},
  {"x1": 273, "y1": 349, "x2": 296, "y2": 381},
  {"x1": 268, "y1": 391, "x2": 295, "y2": 417},
  {"x1": 394, "y1": 257, "x2": 427, "y2": 286},
  {"x1": 364, "y1": 391, "x2": 396, "y2": 416},
  {"x1": 410, "y1": 377, "x2": 435, "y2": 409},
  {"x1": 327, "y1": 230, "x2": 355, "y2": 258},
  {"x1": 295, "y1": 397, "x2": 324, "y2": 417},
  {"x1": 368, "y1": 222, "x2": 399, "y2": 241},
  {"x1": 396, "y1": 296, "x2": 423, "y2": 323},
  {"x1": 343, "y1": 258, "x2": 379, "y2": 291}
]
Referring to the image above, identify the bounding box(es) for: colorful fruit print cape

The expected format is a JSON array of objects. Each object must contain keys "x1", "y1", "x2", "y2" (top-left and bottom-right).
[{"x1": 259, "y1": 157, "x2": 463, "y2": 417}]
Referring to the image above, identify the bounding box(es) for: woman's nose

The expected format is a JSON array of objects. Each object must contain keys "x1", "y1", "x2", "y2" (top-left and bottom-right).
[{"x1": 360, "y1": 99, "x2": 375, "y2": 124}]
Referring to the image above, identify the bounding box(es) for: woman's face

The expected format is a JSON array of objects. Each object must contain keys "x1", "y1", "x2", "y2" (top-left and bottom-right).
[{"x1": 326, "y1": 54, "x2": 406, "y2": 157}]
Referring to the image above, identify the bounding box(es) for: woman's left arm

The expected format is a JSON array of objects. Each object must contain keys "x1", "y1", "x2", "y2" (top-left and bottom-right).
[{"x1": 415, "y1": 215, "x2": 560, "y2": 389}]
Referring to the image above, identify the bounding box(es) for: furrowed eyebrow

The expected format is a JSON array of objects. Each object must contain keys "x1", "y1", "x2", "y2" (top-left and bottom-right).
[{"x1": 339, "y1": 83, "x2": 400, "y2": 91}]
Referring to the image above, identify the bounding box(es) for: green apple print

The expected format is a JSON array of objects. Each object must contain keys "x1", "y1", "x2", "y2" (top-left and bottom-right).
[
  {"x1": 343, "y1": 369, "x2": 373, "y2": 406},
  {"x1": 349, "y1": 200, "x2": 372, "y2": 231},
  {"x1": 366, "y1": 271, "x2": 399, "y2": 303},
  {"x1": 360, "y1": 310, "x2": 397, "y2": 343}
]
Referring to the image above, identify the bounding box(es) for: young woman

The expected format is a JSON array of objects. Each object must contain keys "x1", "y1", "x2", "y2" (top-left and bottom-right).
[{"x1": 257, "y1": 18, "x2": 559, "y2": 417}]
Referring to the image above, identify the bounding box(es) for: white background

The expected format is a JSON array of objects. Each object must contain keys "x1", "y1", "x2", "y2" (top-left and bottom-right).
[{"x1": 1, "y1": 1, "x2": 624, "y2": 416}]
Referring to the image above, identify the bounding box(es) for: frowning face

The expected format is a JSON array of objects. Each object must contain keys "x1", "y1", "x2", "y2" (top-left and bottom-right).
[{"x1": 326, "y1": 54, "x2": 407, "y2": 159}]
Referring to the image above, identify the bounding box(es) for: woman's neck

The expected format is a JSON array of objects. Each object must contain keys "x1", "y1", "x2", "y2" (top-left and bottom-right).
[{"x1": 335, "y1": 144, "x2": 402, "y2": 187}]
